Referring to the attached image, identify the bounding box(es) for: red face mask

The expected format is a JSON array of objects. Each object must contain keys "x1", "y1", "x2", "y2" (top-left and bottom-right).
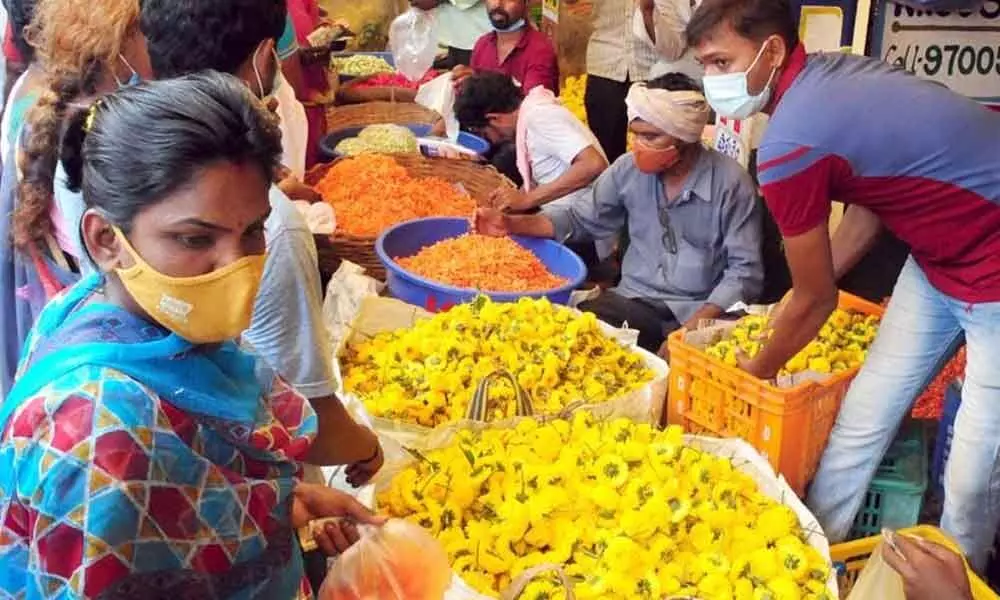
[{"x1": 633, "y1": 140, "x2": 681, "y2": 174}]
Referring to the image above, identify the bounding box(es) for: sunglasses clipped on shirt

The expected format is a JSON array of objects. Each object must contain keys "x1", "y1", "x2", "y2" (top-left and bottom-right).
[{"x1": 659, "y1": 205, "x2": 678, "y2": 254}]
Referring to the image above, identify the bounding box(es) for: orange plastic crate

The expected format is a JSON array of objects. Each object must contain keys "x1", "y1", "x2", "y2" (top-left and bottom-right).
[
  {"x1": 666, "y1": 291, "x2": 884, "y2": 496},
  {"x1": 830, "y1": 526, "x2": 998, "y2": 599}
]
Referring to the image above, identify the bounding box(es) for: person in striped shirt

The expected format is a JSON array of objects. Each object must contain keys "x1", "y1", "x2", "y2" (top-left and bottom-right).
[
  {"x1": 566, "y1": 0, "x2": 660, "y2": 163},
  {"x1": 635, "y1": 0, "x2": 703, "y2": 81}
]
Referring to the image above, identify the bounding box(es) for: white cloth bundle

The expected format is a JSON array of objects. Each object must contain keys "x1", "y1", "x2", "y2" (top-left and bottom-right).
[{"x1": 625, "y1": 83, "x2": 710, "y2": 143}]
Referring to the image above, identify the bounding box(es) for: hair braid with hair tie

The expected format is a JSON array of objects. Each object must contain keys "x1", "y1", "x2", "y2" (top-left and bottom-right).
[{"x1": 13, "y1": 62, "x2": 102, "y2": 249}]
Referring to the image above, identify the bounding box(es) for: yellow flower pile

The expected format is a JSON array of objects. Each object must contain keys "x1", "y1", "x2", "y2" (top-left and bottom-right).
[
  {"x1": 342, "y1": 297, "x2": 653, "y2": 427},
  {"x1": 706, "y1": 308, "x2": 880, "y2": 376},
  {"x1": 560, "y1": 75, "x2": 588, "y2": 125},
  {"x1": 378, "y1": 414, "x2": 833, "y2": 600}
]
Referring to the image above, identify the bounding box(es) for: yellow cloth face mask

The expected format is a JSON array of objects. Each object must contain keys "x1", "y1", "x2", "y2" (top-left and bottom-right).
[{"x1": 112, "y1": 227, "x2": 266, "y2": 344}]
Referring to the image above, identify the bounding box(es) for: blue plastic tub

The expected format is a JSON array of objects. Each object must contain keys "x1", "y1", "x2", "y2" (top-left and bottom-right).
[
  {"x1": 376, "y1": 217, "x2": 586, "y2": 312},
  {"x1": 331, "y1": 52, "x2": 395, "y2": 82},
  {"x1": 319, "y1": 124, "x2": 490, "y2": 161}
]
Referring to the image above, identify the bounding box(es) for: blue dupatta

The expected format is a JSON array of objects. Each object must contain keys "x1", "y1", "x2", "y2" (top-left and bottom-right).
[
  {"x1": 0, "y1": 273, "x2": 308, "y2": 599},
  {"x1": 0, "y1": 122, "x2": 81, "y2": 398},
  {"x1": 2, "y1": 273, "x2": 265, "y2": 430}
]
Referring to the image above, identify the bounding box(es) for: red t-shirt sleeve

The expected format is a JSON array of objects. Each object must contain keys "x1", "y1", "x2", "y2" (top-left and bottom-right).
[
  {"x1": 758, "y1": 142, "x2": 849, "y2": 237},
  {"x1": 4, "y1": 22, "x2": 21, "y2": 64},
  {"x1": 520, "y1": 37, "x2": 559, "y2": 94}
]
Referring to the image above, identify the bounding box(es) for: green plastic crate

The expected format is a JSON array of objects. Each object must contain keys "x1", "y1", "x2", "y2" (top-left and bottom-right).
[{"x1": 850, "y1": 421, "x2": 929, "y2": 538}]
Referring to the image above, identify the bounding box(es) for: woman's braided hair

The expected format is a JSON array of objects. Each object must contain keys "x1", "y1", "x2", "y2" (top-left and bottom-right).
[{"x1": 12, "y1": 0, "x2": 139, "y2": 249}]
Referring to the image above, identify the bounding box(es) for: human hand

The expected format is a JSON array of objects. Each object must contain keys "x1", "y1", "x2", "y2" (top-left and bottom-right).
[
  {"x1": 489, "y1": 187, "x2": 533, "y2": 211},
  {"x1": 429, "y1": 118, "x2": 447, "y2": 137},
  {"x1": 736, "y1": 352, "x2": 778, "y2": 380},
  {"x1": 345, "y1": 441, "x2": 384, "y2": 487},
  {"x1": 278, "y1": 176, "x2": 322, "y2": 203},
  {"x1": 451, "y1": 65, "x2": 474, "y2": 88},
  {"x1": 325, "y1": 18, "x2": 352, "y2": 31},
  {"x1": 882, "y1": 531, "x2": 973, "y2": 600},
  {"x1": 292, "y1": 482, "x2": 386, "y2": 555},
  {"x1": 680, "y1": 318, "x2": 700, "y2": 331},
  {"x1": 471, "y1": 207, "x2": 509, "y2": 237},
  {"x1": 657, "y1": 339, "x2": 671, "y2": 363}
]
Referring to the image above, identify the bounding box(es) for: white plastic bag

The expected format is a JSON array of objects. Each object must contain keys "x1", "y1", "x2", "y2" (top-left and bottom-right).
[
  {"x1": 293, "y1": 201, "x2": 336, "y2": 235},
  {"x1": 388, "y1": 7, "x2": 438, "y2": 83},
  {"x1": 415, "y1": 73, "x2": 459, "y2": 141},
  {"x1": 846, "y1": 541, "x2": 906, "y2": 600},
  {"x1": 317, "y1": 519, "x2": 452, "y2": 600},
  {"x1": 322, "y1": 262, "x2": 384, "y2": 377}
]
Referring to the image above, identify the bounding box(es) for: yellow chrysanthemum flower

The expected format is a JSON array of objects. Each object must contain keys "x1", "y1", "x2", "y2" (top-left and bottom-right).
[{"x1": 375, "y1": 414, "x2": 833, "y2": 599}]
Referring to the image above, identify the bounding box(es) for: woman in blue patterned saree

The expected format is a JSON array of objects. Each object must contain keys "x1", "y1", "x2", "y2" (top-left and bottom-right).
[{"x1": 0, "y1": 72, "x2": 381, "y2": 598}]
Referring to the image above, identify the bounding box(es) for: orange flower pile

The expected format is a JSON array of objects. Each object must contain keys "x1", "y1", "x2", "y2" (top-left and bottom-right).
[
  {"x1": 396, "y1": 234, "x2": 568, "y2": 292},
  {"x1": 912, "y1": 346, "x2": 966, "y2": 419},
  {"x1": 313, "y1": 155, "x2": 477, "y2": 238}
]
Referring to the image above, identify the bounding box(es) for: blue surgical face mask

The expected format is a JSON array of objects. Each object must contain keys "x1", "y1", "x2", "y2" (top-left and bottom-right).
[
  {"x1": 493, "y1": 18, "x2": 525, "y2": 32},
  {"x1": 490, "y1": 13, "x2": 526, "y2": 33},
  {"x1": 702, "y1": 39, "x2": 778, "y2": 120},
  {"x1": 116, "y1": 54, "x2": 141, "y2": 88}
]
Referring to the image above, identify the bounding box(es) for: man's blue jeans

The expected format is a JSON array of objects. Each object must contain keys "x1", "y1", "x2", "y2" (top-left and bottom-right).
[{"x1": 807, "y1": 257, "x2": 1000, "y2": 570}]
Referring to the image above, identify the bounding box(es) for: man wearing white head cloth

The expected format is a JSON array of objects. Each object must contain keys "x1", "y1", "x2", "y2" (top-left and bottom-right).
[{"x1": 475, "y1": 73, "x2": 763, "y2": 354}]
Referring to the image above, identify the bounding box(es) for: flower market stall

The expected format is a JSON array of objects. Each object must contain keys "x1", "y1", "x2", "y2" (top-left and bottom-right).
[{"x1": 295, "y1": 3, "x2": 1000, "y2": 598}]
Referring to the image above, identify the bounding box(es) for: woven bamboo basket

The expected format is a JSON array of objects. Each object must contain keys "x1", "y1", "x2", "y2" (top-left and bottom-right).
[
  {"x1": 325, "y1": 101, "x2": 439, "y2": 133},
  {"x1": 305, "y1": 153, "x2": 516, "y2": 281}
]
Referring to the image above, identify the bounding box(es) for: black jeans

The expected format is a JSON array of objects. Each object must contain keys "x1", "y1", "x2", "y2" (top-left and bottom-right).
[
  {"x1": 578, "y1": 291, "x2": 679, "y2": 353},
  {"x1": 486, "y1": 140, "x2": 523, "y2": 188},
  {"x1": 304, "y1": 549, "x2": 328, "y2": 593},
  {"x1": 584, "y1": 74, "x2": 631, "y2": 163}
]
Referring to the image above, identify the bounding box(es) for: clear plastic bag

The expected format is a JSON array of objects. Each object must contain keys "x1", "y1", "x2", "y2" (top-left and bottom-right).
[
  {"x1": 388, "y1": 7, "x2": 438, "y2": 83},
  {"x1": 846, "y1": 541, "x2": 906, "y2": 600},
  {"x1": 318, "y1": 519, "x2": 452, "y2": 600}
]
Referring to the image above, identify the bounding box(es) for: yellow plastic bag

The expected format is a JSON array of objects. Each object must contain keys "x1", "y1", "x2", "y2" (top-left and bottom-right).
[
  {"x1": 318, "y1": 519, "x2": 452, "y2": 600},
  {"x1": 847, "y1": 540, "x2": 906, "y2": 600}
]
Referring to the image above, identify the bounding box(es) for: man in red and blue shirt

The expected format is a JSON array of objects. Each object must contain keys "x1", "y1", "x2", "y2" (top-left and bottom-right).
[{"x1": 687, "y1": 0, "x2": 1000, "y2": 571}]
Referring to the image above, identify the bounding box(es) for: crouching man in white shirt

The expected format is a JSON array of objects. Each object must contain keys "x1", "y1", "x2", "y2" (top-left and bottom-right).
[{"x1": 454, "y1": 71, "x2": 612, "y2": 264}]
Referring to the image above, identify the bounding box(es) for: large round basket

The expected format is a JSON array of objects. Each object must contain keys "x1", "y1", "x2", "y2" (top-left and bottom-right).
[
  {"x1": 305, "y1": 154, "x2": 516, "y2": 282},
  {"x1": 325, "y1": 101, "x2": 439, "y2": 134}
]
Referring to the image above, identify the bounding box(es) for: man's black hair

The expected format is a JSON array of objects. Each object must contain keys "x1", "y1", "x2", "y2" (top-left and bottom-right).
[
  {"x1": 140, "y1": 0, "x2": 287, "y2": 79},
  {"x1": 454, "y1": 72, "x2": 524, "y2": 131},
  {"x1": 686, "y1": 0, "x2": 798, "y2": 50},
  {"x1": 646, "y1": 72, "x2": 702, "y2": 93}
]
